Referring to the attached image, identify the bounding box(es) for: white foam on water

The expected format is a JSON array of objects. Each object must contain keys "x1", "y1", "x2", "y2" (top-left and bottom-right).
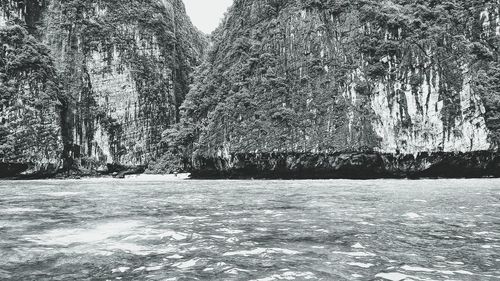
[
  {"x1": 434, "y1": 269, "x2": 478, "y2": 277},
  {"x1": 160, "y1": 230, "x2": 188, "y2": 241},
  {"x1": 348, "y1": 262, "x2": 374, "y2": 268},
  {"x1": 455, "y1": 270, "x2": 474, "y2": 275},
  {"x1": 175, "y1": 216, "x2": 207, "y2": 221},
  {"x1": 210, "y1": 235, "x2": 226, "y2": 239},
  {"x1": 481, "y1": 245, "x2": 492, "y2": 249},
  {"x1": 402, "y1": 212, "x2": 421, "y2": 219},
  {"x1": 226, "y1": 237, "x2": 239, "y2": 243},
  {"x1": 23, "y1": 220, "x2": 177, "y2": 256},
  {"x1": 446, "y1": 261, "x2": 464, "y2": 265},
  {"x1": 282, "y1": 271, "x2": 315, "y2": 279},
  {"x1": 251, "y1": 277, "x2": 276, "y2": 281},
  {"x1": 0, "y1": 219, "x2": 34, "y2": 229},
  {"x1": 474, "y1": 231, "x2": 497, "y2": 235},
  {"x1": 375, "y1": 272, "x2": 410, "y2": 281},
  {"x1": 218, "y1": 228, "x2": 245, "y2": 234},
  {"x1": 44, "y1": 192, "x2": 83, "y2": 197},
  {"x1": 229, "y1": 210, "x2": 249, "y2": 215},
  {"x1": 106, "y1": 242, "x2": 149, "y2": 255},
  {"x1": 276, "y1": 248, "x2": 301, "y2": 255},
  {"x1": 0, "y1": 207, "x2": 43, "y2": 214},
  {"x1": 401, "y1": 265, "x2": 435, "y2": 272},
  {"x1": 250, "y1": 271, "x2": 315, "y2": 281},
  {"x1": 146, "y1": 265, "x2": 163, "y2": 271},
  {"x1": 223, "y1": 248, "x2": 300, "y2": 256},
  {"x1": 352, "y1": 243, "x2": 365, "y2": 249},
  {"x1": 173, "y1": 258, "x2": 200, "y2": 269},
  {"x1": 111, "y1": 267, "x2": 130, "y2": 273},
  {"x1": 203, "y1": 268, "x2": 214, "y2": 272},
  {"x1": 351, "y1": 273, "x2": 363, "y2": 278},
  {"x1": 214, "y1": 262, "x2": 231, "y2": 271},
  {"x1": 412, "y1": 200, "x2": 427, "y2": 203},
  {"x1": 133, "y1": 266, "x2": 145, "y2": 272},
  {"x1": 226, "y1": 268, "x2": 252, "y2": 274},
  {"x1": 28, "y1": 220, "x2": 143, "y2": 246},
  {"x1": 226, "y1": 269, "x2": 239, "y2": 275},
  {"x1": 332, "y1": 251, "x2": 376, "y2": 257},
  {"x1": 166, "y1": 254, "x2": 183, "y2": 259},
  {"x1": 222, "y1": 248, "x2": 267, "y2": 256}
]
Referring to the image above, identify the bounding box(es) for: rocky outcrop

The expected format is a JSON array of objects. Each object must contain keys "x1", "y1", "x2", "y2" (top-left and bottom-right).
[
  {"x1": 0, "y1": 0, "x2": 207, "y2": 176},
  {"x1": 191, "y1": 151, "x2": 500, "y2": 179},
  {"x1": 181, "y1": 0, "x2": 500, "y2": 157},
  {"x1": 182, "y1": 0, "x2": 500, "y2": 180},
  {"x1": 0, "y1": 24, "x2": 63, "y2": 170}
]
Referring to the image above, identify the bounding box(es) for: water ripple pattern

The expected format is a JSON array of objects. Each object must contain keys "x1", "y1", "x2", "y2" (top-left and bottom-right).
[{"x1": 0, "y1": 178, "x2": 499, "y2": 280}]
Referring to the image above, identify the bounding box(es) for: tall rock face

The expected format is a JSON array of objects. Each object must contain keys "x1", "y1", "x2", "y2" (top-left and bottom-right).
[
  {"x1": 0, "y1": 24, "x2": 63, "y2": 169},
  {"x1": 1, "y1": 0, "x2": 207, "y2": 171},
  {"x1": 181, "y1": 0, "x2": 500, "y2": 157}
]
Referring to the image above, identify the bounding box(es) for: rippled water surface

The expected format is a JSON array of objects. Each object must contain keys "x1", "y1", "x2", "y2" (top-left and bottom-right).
[{"x1": 0, "y1": 178, "x2": 499, "y2": 281}]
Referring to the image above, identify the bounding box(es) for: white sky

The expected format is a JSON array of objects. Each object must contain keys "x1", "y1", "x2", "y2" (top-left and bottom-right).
[{"x1": 183, "y1": 0, "x2": 234, "y2": 34}]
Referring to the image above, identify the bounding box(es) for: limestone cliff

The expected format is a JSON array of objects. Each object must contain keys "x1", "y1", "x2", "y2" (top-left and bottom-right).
[
  {"x1": 180, "y1": 0, "x2": 500, "y2": 157},
  {"x1": 0, "y1": 0, "x2": 207, "y2": 172},
  {"x1": 0, "y1": 24, "x2": 62, "y2": 171}
]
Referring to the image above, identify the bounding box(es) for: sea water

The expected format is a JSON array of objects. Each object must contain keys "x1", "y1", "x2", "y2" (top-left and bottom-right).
[{"x1": 0, "y1": 178, "x2": 499, "y2": 280}]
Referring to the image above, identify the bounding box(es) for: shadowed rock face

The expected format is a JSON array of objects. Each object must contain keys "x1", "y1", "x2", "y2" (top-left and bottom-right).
[
  {"x1": 190, "y1": 151, "x2": 500, "y2": 179},
  {"x1": 0, "y1": 163, "x2": 29, "y2": 178},
  {"x1": 0, "y1": 0, "x2": 207, "y2": 175}
]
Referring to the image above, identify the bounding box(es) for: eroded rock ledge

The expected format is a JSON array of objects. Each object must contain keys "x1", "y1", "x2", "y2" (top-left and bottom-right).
[
  {"x1": 190, "y1": 151, "x2": 500, "y2": 179},
  {"x1": 0, "y1": 163, "x2": 29, "y2": 178},
  {"x1": 0, "y1": 162, "x2": 145, "y2": 179}
]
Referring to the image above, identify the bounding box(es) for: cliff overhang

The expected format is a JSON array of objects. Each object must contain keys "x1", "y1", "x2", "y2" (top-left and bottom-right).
[{"x1": 190, "y1": 151, "x2": 500, "y2": 179}]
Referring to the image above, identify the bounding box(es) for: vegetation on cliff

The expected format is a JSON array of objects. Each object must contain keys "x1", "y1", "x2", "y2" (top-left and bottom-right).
[
  {"x1": 43, "y1": 0, "x2": 207, "y2": 168},
  {"x1": 0, "y1": 24, "x2": 63, "y2": 164},
  {"x1": 1, "y1": 0, "x2": 207, "y2": 173},
  {"x1": 1, "y1": 0, "x2": 500, "y2": 176},
  {"x1": 172, "y1": 0, "x2": 499, "y2": 163}
]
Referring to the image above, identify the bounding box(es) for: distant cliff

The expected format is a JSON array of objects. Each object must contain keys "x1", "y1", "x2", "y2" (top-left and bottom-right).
[
  {"x1": 177, "y1": 0, "x2": 500, "y2": 159},
  {"x1": 0, "y1": 0, "x2": 207, "y2": 174}
]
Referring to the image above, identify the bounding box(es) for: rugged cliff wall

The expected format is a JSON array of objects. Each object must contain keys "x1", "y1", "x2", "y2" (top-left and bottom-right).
[
  {"x1": 0, "y1": 0, "x2": 206, "y2": 172},
  {"x1": 0, "y1": 24, "x2": 62, "y2": 171},
  {"x1": 179, "y1": 0, "x2": 500, "y2": 158}
]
